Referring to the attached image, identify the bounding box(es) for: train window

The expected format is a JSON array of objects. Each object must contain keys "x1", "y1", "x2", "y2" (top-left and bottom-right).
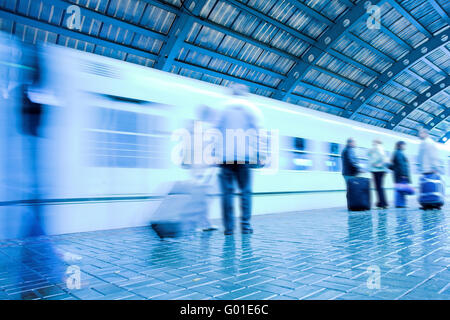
[
  {"x1": 281, "y1": 151, "x2": 314, "y2": 171},
  {"x1": 325, "y1": 155, "x2": 341, "y2": 172},
  {"x1": 85, "y1": 107, "x2": 168, "y2": 168},
  {"x1": 292, "y1": 137, "x2": 314, "y2": 152},
  {"x1": 294, "y1": 137, "x2": 306, "y2": 151},
  {"x1": 329, "y1": 143, "x2": 340, "y2": 155}
]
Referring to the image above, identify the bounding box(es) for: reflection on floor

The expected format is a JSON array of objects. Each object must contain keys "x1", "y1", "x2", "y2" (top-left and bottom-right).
[{"x1": 0, "y1": 207, "x2": 448, "y2": 300}]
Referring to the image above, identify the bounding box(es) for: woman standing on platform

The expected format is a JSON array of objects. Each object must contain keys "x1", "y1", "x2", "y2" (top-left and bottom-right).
[
  {"x1": 368, "y1": 140, "x2": 389, "y2": 209},
  {"x1": 390, "y1": 141, "x2": 413, "y2": 208}
]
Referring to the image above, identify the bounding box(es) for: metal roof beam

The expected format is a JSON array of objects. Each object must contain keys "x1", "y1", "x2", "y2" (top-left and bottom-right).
[
  {"x1": 197, "y1": 18, "x2": 296, "y2": 61},
  {"x1": 287, "y1": 94, "x2": 345, "y2": 113},
  {"x1": 403, "y1": 69, "x2": 433, "y2": 86},
  {"x1": 288, "y1": 81, "x2": 354, "y2": 102},
  {"x1": 312, "y1": 65, "x2": 365, "y2": 88},
  {"x1": 442, "y1": 45, "x2": 450, "y2": 56},
  {"x1": 376, "y1": 92, "x2": 409, "y2": 108},
  {"x1": 282, "y1": 0, "x2": 335, "y2": 26},
  {"x1": 428, "y1": 0, "x2": 450, "y2": 24},
  {"x1": 144, "y1": 0, "x2": 300, "y2": 63},
  {"x1": 226, "y1": 0, "x2": 316, "y2": 45},
  {"x1": 360, "y1": 104, "x2": 396, "y2": 116},
  {"x1": 344, "y1": 32, "x2": 395, "y2": 63},
  {"x1": 386, "y1": 0, "x2": 432, "y2": 38},
  {"x1": 172, "y1": 59, "x2": 347, "y2": 114},
  {"x1": 392, "y1": 77, "x2": 450, "y2": 130},
  {"x1": 386, "y1": 80, "x2": 419, "y2": 95},
  {"x1": 273, "y1": 0, "x2": 392, "y2": 101},
  {"x1": 155, "y1": 0, "x2": 206, "y2": 71},
  {"x1": 327, "y1": 48, "x2": 380, "y2": 77},
  {"x1": 423, "y1": 57, "x2": 448, "y2": 77},
  {"x1": 0, "y1": 9, "x2": 159, "y2": 60},
  {"x1": 378, "y1": 24, "x2": 412, "y2": 51},
  {"x1": 49, "y1": 0, "x2": 166, "y2": 41},
  {"x1": 427, "y1": 98, "x2": 447, "y2": 108},
  {"x1": 172, "y1": 60, "x2": 277, "y2": 93},
  {"x1": 338, "y1": 0, "x2": 357, "y2": 8},
  {"x1": 348, "y1": 29, "x2": 450, "y2": 122},
  {"x1": 140, "y1": 0, "x2": 179, "y2": 15},
  {"x1": 353, "y1": 112, "x2": 389, "y2": 125},
  {"x1": 182, "y1": 42, "x2": 286, "y2": 79},
  {"x1": 424, "y1": 112, "x2": 450, "y2": 132}
]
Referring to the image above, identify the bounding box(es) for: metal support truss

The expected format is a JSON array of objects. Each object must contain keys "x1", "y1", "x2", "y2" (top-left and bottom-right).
[
  {"x1": 392, "y1": 78, "x2": 449, "y2": 130},
  {"x1": 429, "y1": 0, "x2": 450, "y2": 25},
  {"x1": 273, "y1": 0, "x2": 385, "y2": 101},
  {"x1": 348, "y1": 29, "x2": 450, "y2": 121},
  {"x1": 154, "y1": 0, "x2": 206, "y2": 71},
  {"x1": 48, "y1": 0, "x2": 167, "y2": 41},
  {"x1": 171, "y1": 60, "x2": 277, "y2": 93},
  {"x1": 0, "y1": 9, "x2": 159, "y2": 60},
  {"x1": 225, "y1": 0, "x2": 316, "y2": 45},
  {"x1": 386, "y1": 0, "x2": 431, "y2": 38}
]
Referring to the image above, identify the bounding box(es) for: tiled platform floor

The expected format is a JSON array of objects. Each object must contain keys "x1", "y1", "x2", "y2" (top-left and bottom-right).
[{"x1": 0, "y1": 207, "x2": 448, "y2": 300}]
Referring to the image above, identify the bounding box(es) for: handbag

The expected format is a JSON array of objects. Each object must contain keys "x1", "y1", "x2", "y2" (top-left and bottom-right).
[{"x1": 394, "y1": 183, "x2": 415, "y2": 195}]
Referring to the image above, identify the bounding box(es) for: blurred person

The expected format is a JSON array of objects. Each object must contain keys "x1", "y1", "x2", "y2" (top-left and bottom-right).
[
  {"x1": 341, "y1": 138, "x2": 360, "y2": 185},
  {"x1": 342, "y1": 138, "x2": 371, "y2": 211},
  {"x1": 216, "y1": 83, "x2": 264, "y2": 235},
  {"x1": 153, "y1": 105, "x2": 220, "y2": 238},
  {"x1": 368, "y1": 139, "x2": 389, "y2": 209},
  {"x1": 389, "y1": 141, "x2": 413, "y2": 208},
  {"x1": 17, "y1": 43, "x2": 45, "y2": 236},
  {"x1": 417, "y1": 128, "x2": 440, "y2": 174},
  {"x1": 13, "y1": 42, "x2": 65, "y2": 297},
  {"x1": 188, "y1": 105, "x2": 219, "y2": 232},
  {"x1": 417, "y1": 128, "x2": 444, "y2": 210}
]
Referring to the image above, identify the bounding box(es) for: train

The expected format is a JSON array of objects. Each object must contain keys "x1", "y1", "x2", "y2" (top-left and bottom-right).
[{"x1": 1, "y1": 32, "x2": 449, "y2": 239}]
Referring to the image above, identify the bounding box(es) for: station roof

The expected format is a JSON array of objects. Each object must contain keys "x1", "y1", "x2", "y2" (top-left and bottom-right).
[{"x1": 0, "y1": 0, "x2": 449, "y2": 141}]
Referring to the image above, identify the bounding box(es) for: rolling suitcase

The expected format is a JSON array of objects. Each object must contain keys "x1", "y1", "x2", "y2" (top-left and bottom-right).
[
  {"x1": 151, "y1": 181, "x2": 207, "y2": 239},
  {"x1": 347, "y1": 177, "x2": 371, "y2": 211},
  {"x1": 418, "y1": 173, "x2": 445, "y2": 210}
]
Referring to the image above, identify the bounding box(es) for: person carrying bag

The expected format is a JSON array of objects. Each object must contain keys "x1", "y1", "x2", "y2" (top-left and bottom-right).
[{"x1": 389, "y1": 141, "x2": 414, "y2": 208}]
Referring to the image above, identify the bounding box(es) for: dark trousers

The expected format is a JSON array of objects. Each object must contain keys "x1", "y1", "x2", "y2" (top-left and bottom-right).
[
  {"x1": 372, "y1": 172, "x2": 388, "y2": 207},
  {"x1": 219, "y1": 164, "x2": 252, "y2": 233},
  {"x1": 343, "y1": 175, "x2": 354, "y2": 209}
]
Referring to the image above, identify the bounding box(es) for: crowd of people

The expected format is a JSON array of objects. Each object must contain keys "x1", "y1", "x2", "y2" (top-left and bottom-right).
[
  {"x1": 341, "y1": 127, "x2": 443, "y2": 209},
  {"x1": 158, "y1": 83, "x2": 444, "y2": 238}
]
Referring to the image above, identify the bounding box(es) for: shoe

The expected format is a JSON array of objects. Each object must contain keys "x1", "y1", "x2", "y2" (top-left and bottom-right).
[
  {"x1": 242, "y1": 229, "x2": 253, "y2": 234},
  {"x1": 224, "y1": 230, "x2": 234, "y2": 236},
  {"x1": 203, "y1": 225, "x2": 218, "y2": 232}
]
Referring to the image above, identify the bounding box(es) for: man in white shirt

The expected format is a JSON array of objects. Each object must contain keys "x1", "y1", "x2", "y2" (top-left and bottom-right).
[
  {"x1": 417, "y1": 128, "x2": 441, "y2": 174},
  {"x1": 216, "y1": 84, "x2": 265, "y2": 235}
]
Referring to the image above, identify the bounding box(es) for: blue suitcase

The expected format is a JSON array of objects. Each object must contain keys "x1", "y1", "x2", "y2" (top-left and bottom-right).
[
  {"x1": 419, "y1": 173, "x2": 445, "y2": 210},
  {"x1": 347, "y1": 177, "x2": 371, "y2": 211}
]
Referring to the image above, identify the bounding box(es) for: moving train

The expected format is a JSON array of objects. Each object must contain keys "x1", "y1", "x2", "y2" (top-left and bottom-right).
[{"x1": 1, "y1": 32, "x2": 449, "y2": 239}]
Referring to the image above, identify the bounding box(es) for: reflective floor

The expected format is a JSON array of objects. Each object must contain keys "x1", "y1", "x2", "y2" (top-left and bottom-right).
[{"x1": 0, "y1": 207, "x2": 448, "y2": 300}]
